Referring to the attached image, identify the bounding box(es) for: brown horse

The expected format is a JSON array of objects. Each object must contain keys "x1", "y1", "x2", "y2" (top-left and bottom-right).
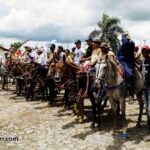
[{"x1": 48, "y1": 61, "x2": 95, "y2": 123}]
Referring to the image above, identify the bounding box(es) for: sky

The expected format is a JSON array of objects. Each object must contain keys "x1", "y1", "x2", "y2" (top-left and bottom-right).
[{"x1": 0, "y1": 0, "x2": 150, "y2": 47}]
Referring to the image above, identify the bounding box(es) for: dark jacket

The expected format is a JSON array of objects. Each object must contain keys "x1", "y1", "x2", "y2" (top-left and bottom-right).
[
  {"x1": 142, "y1": 58, "x2": 150, "y2": 88},
  {"x1": 117, "y1": 40, "x2": 135, "y2": 63}
]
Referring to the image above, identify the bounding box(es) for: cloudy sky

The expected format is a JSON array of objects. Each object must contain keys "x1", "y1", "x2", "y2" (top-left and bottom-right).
[{"x1": 0, "y1": 0, "x2": 150, "y2": 45}]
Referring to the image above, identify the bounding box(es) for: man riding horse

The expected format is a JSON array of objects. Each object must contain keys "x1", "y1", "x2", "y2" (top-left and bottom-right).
[{"x1": 117, "y1": 32, "x2": 135, "y2": 102}]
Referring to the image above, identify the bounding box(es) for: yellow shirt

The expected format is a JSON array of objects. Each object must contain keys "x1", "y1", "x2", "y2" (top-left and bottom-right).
[
  {"x1": 66, "y1": 55, "x2": 73, "y2": 62},
  {"x1": 99, "y1": 50, "x2": 116, "y2": 62},
  {"x1": 91, "y1": 48, "x2": 101, "y2": 64}
]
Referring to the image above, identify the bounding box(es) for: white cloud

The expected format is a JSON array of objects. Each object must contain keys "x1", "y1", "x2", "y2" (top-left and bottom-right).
[{"x1": 0, "y1": 0, "x2": 150, "y2": 44}]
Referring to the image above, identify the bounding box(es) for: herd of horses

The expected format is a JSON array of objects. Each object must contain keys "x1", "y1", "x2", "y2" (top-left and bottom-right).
[{"x1": 0, "y1": 56, "x2": 147, "y2": 138}]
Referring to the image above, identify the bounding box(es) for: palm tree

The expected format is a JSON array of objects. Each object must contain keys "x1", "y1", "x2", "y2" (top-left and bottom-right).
[{"x1": 89, "y1": 13, "x2": 124, "y2": 53}]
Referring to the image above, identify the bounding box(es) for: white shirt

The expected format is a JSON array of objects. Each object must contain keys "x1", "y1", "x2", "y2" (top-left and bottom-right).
[
  {"x1": 74, "y1": 47, "x2": 85, "y2": 64},
  {"x1": 1, "y1": 53, "x2": 6, "y2": 64},
  {"x1": 59, "y1": 52, "x2": 65, "y2": 61},
  {"x1": 35, "y1": 53, "x2": 46, "y2": 66}
]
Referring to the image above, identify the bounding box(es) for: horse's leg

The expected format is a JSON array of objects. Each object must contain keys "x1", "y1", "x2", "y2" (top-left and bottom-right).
[
  {"x1": 64, "y1": 88, "x2": 69, "y2": 109},
  {"x1": 30, "y1": 82, "x2": 35, "y2": 101},
  {"x1": 12, "y1": 78, "x2": 15, "y2": 85},
  {"x1": 79, "y1": 96, "x2": 84, "y2": 123},
  {"x1": 116, "y1": 101, "x2": 120, "y2": 117},
  {"x1": 3, "y1": 76, "x2": 7, "y2": 90},
  {"x1": 100, "y1": 96, "x2": 109, "y2": 112},
  {"x1": 148, "y1": 92, "x2": 150, "y2": 132},
  {"x1": 14, "y1": 79, "x2": 18, "y2": 94},
  {"x1": 120, "y1": 97, "x2": 128, "y2": 137},
  {"x1": 42, "y1": 86, "x2": 45, "y2": 101},
  {"x1": 25, "y1": 86, "x2": 30, "y2": 101},
  {"x1": 109, "y1": 99, "x2": 117, "y2": 134},
  {"x1": 17, "y1": 79, "x2": 22, "y2": 96},
  {"x1": 76, "y1": 98, "x2": 80, "y2": 122},
  {"x1": 136, "y1": 94, "x2": 144, "y2": 127},
  {"x1": 144, "y1": 89, "x2": 150, "y2": 132},
  {"x1": 2, "y1": 76, "x2": 5, "y2": 90},
  {"x1": 97, "y1": 100, "x2": 101, "y2": 128},
  {"x1": 89, "y1": 95, "x2": 97, "y2": 127},
  {"x1": 48, "y1": 79, "x2": 55, "y2": 106},
  {"x1": 6, "y1": 76, "x2": 8, "y2": 90}
]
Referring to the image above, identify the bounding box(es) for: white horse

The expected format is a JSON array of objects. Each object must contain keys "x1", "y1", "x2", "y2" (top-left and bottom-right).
[{"x1": 95, "y1": 58, "x2": 144, "y2": 137}]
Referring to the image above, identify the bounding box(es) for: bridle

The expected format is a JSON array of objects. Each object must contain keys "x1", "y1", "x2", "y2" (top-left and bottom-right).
[
  {"x1": 96, "y1": 61, "x2": 109, "y2": 82},
  {"x1": 96, "y1": 60, "x2": 125, "y2": 90}
]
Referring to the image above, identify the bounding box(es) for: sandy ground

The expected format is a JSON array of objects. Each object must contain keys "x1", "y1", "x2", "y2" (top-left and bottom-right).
[{"x1": 0, "y1": 84, "x2": 150, "y2": 150}]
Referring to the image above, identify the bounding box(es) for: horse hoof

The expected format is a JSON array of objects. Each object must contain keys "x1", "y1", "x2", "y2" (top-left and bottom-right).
[
  {"x1": 79, "y1": 118, "x2": 84, "y2": 124},
  {"x1": 144, "y1": 135, "x2": 150, "y2": 141},
  {"x1": 75, "y1": 117, "x2": 79, "y2": 123},
  {"x1": 136, "y1": 123, "x2": 141, "y2": 128},
  {"x1": 90, "y1": 123, "x2": 96, "y2": 128},
  {"x1": 48, "y1": 102, "x2": 53, "y2": 107},
  {"x1": 110, "y1": 130, "x2": 115, "y2": 135},
  {"x1": 73, "y1": 110, "x2": 77, "y2": 115}
]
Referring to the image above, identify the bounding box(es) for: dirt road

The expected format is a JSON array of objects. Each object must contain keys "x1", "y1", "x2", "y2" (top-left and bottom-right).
[{"x1": 0, "y1": 85, "x2": 150, "y2": 150}]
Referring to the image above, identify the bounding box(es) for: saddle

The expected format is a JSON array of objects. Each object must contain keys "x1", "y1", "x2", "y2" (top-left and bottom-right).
[{"x1": 117, "y1": 63, "x2": 125, "y2": 78}]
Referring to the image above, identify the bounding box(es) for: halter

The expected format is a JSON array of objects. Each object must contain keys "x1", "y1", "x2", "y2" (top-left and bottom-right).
[
  {"x1": 96, "y1": 61, "x2": 108, "y2": 82},
  {"x1": 96, "y1": 60, "x2": 125, "y2": 90}
]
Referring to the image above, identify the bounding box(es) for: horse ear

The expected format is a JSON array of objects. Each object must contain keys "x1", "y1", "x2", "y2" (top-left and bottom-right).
[{"x1": 105, "y1": 54, "x2": 108, "y2": 60}]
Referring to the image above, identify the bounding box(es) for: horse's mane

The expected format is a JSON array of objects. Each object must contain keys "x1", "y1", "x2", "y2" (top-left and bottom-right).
[
  {"x1": 66, "y1": 62, "x2": 81, "y2": 71},
  {"x1": 108, "y1": 60, "x2": 118, "y2": 79}
]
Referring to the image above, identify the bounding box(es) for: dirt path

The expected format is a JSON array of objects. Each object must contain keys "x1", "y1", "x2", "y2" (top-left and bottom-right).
[{"x1": 0, "y1": 85, "x2": 150, "y2": 150}]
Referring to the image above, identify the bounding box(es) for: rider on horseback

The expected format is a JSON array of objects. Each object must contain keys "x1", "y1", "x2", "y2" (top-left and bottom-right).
[
  {"x1": 117, "y1": 32, "x2": 135, "y2": 101},
  {"x1": 141, "y1": 46, "x2": 150, "y2": 139}
]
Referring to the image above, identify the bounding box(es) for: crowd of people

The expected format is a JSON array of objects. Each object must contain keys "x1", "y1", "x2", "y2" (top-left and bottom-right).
[
  {"x1": 0, "y1": 33, "x2": 150, "y2": 105},
  {"x1": 0, "y1": 32, "x2": 150, "y2": 139}
]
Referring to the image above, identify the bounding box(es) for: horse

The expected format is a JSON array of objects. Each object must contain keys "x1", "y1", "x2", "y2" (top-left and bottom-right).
[
  {"x1": 95, "y1": 58, "x2": 144, "y2": 137},
  {"x1": 0, "y1": 63, "x2": 8, "y2": 90},
  {"x1": 88, "y1": 78, "x2": 109, "y2": 128},
  {"x1": 47, "y1": 60, "x2": 96, "y2": 123},
  {"x1": 47, "y1": 61, "x2": 80, "y2": 107},
  {"x1": 25, "y1": 63, "x2": 56, "y2": 103}
]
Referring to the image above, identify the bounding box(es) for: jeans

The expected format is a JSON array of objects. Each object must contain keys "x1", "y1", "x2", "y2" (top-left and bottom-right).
[
  {"x1": 89, "y1": 67, "x2": 96, "y2": 73},
  {"x1": 119, "y1": 61, "x2": 135, "y2": 96},
  {"x1": 144, "y1": 88, "x2": 150, "y2": 117}
]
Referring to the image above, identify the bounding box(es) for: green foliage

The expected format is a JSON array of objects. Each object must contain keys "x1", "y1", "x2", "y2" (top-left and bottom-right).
[
  {"x1": 0, "y1": 43, "x2": 3, "y2": 47},
  {"x1": 89, "y1": 13, "x2": 124, "y2": 53},
  {"x1": 11, "y1": 42, "x2": 22, "y2": 50}
]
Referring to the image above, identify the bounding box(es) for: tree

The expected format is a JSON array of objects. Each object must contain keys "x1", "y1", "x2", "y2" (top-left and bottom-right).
[
  {"x1": 0, "y1": 43, "x2": 3, "y2": 47},
  {"x1": 11, "y1": 42, "x2": 22, "y2": 50},
  {"x1": 89, "y1": 13, "x2": 124, "y2": 53}
]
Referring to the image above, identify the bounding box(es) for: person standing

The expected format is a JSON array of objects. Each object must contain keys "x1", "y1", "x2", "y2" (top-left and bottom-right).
[
  {"x1": 65, "y1": 49, "x2": 73, "y2": 62},
  {"x1": 80, "y1": 38, "x2": 93, "y2": 64},
  {"x1": 73, "y1": 40, "x2": 85, "y2": 66},
  {"x1": 141, "y1": 46, "x2": 150, "y2": 141}
]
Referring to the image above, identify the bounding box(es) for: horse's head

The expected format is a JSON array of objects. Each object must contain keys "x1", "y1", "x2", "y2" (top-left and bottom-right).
[
  {"x1": 95, "y1": 60, "x2": 109, "y2": 88},
  {"x1": 95, "y1": 58, "x2": 118, "y2": 88},
  {"x1": 47, "y1": 61, "x2": 65, "y2": 82},
  {"x1": 54, "y1": 62, "x2": 65, "y2": 81}
]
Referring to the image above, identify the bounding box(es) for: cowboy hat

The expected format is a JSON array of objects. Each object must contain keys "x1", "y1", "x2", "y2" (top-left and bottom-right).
[
  {"x1": 100, "y1": 42, "x2": 109, "y2": 49},
  {"x1": 93, "y1": 39, "x2": 101, "y2": 45}
]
